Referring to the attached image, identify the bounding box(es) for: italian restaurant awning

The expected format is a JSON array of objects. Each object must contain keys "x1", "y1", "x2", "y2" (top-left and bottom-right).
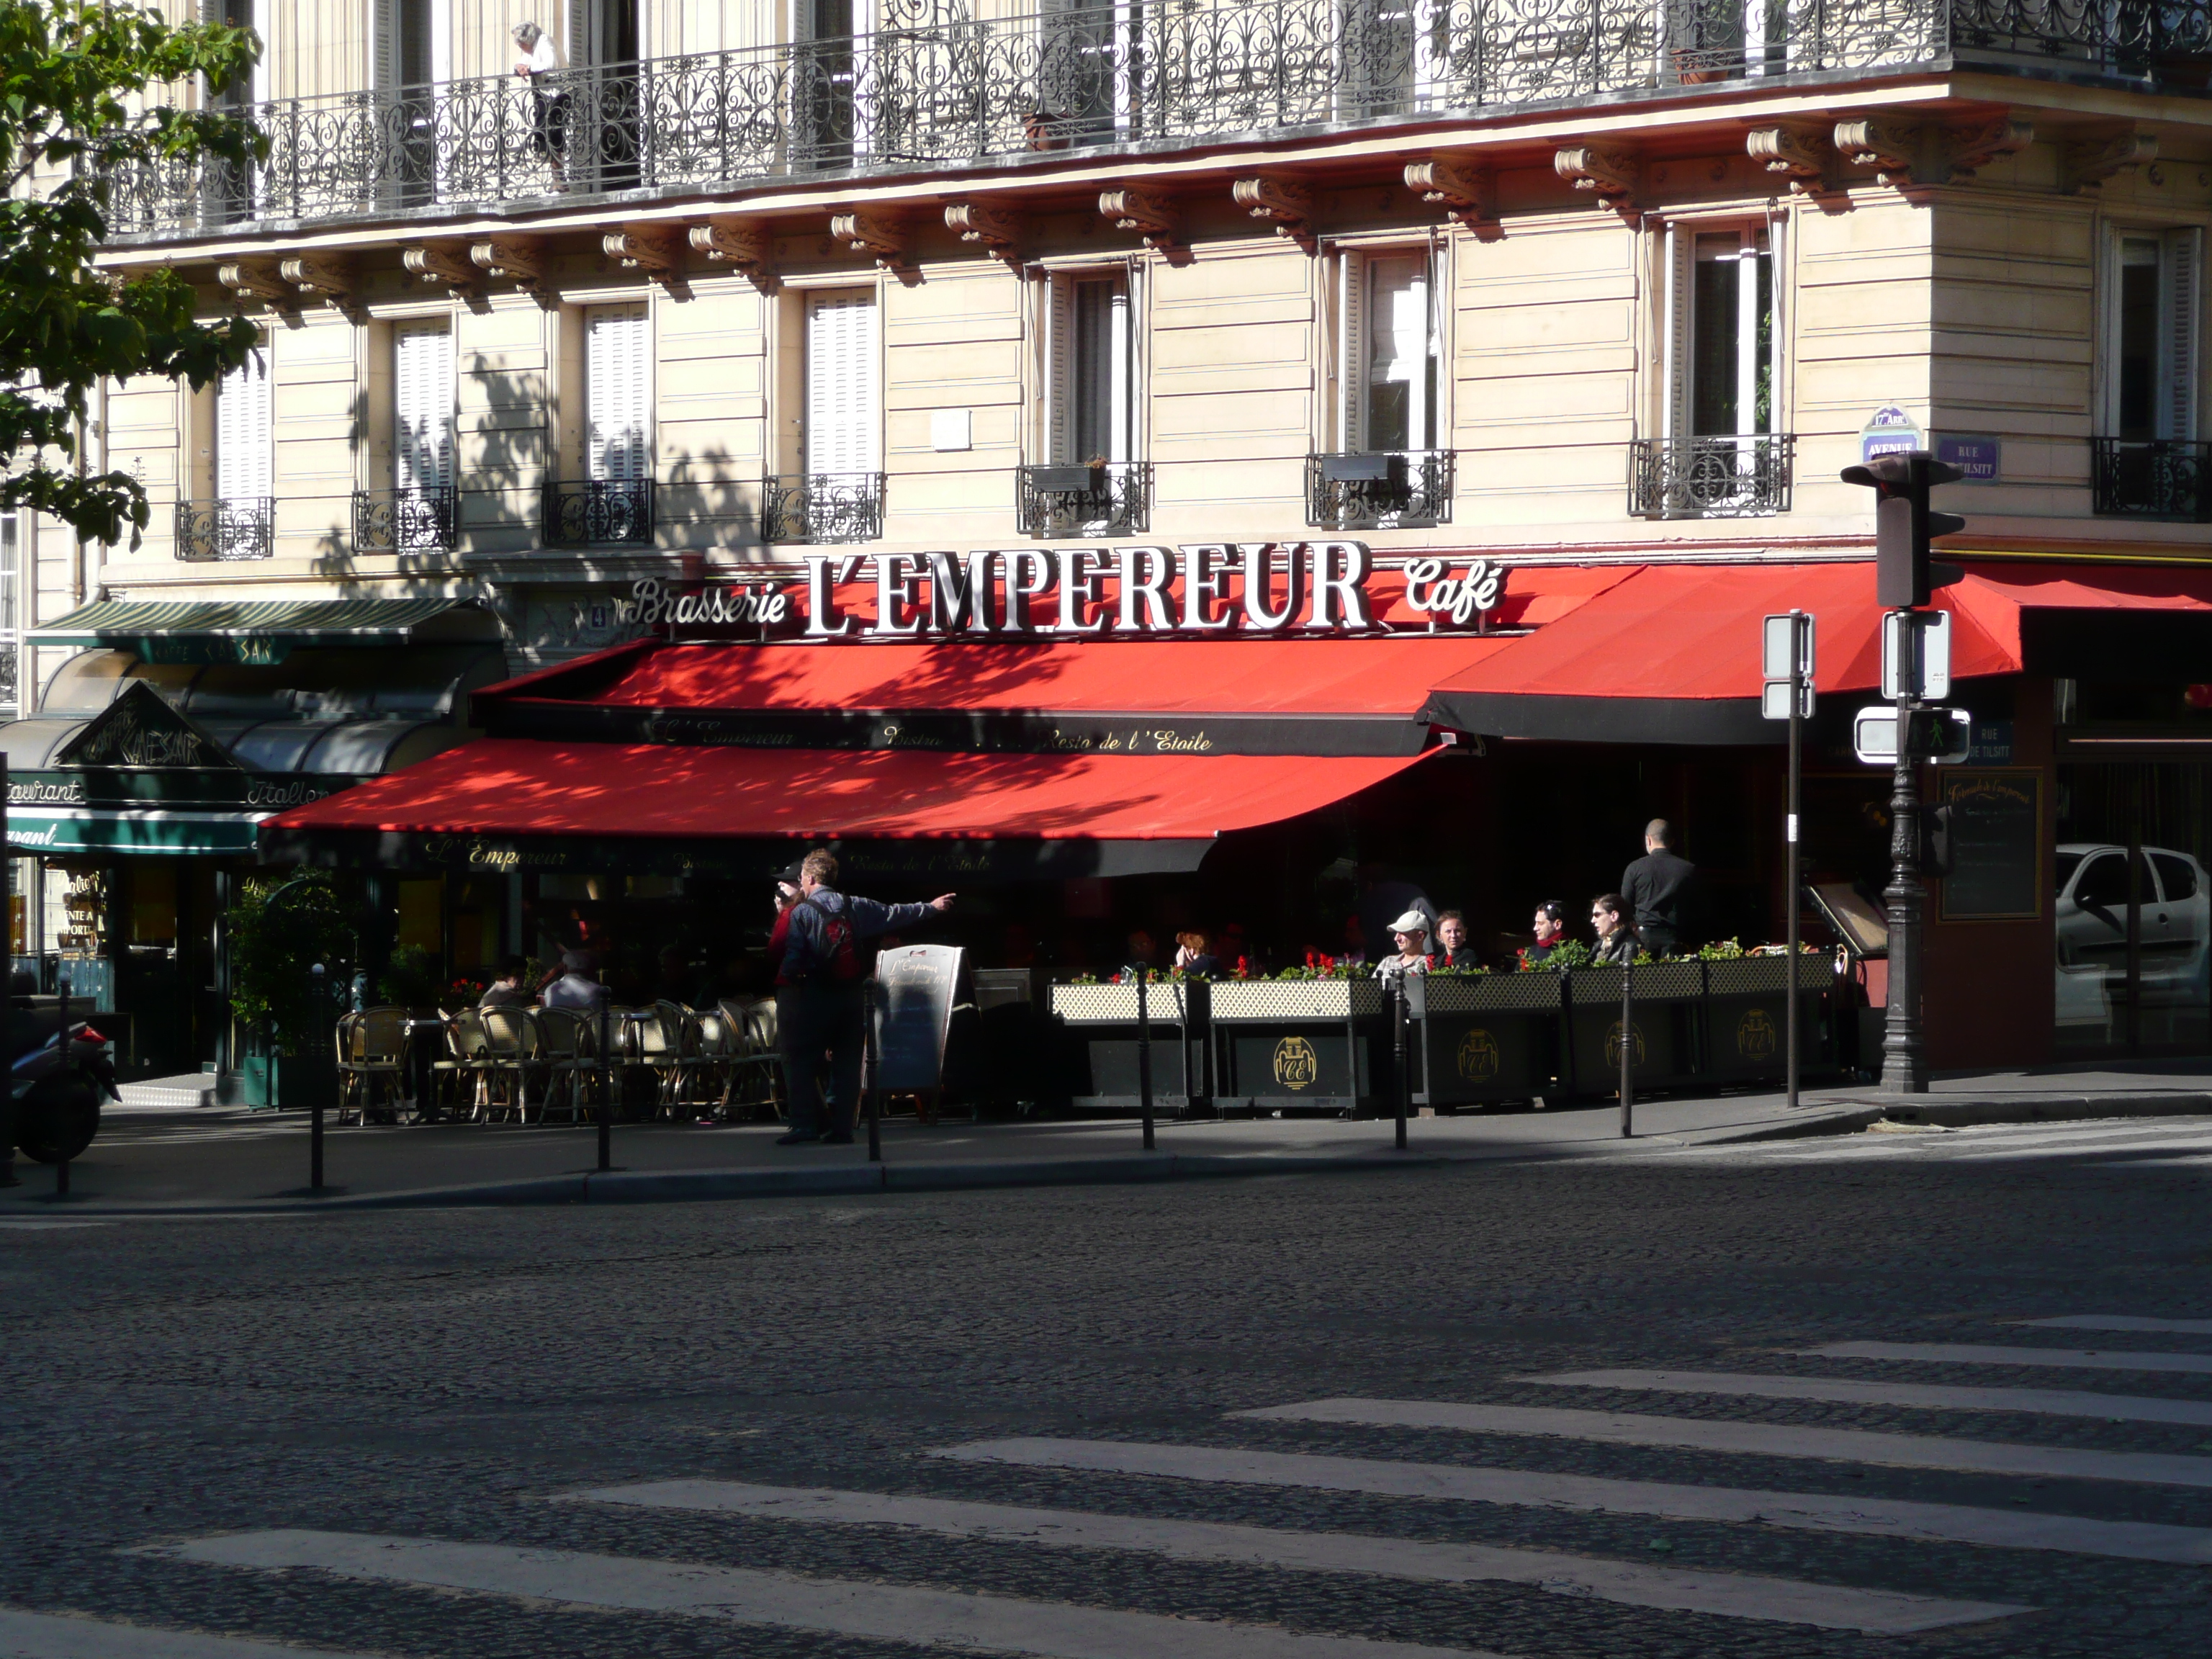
[
  {"x1": 258, "y1": 740, "x2": 1437, "y2": 879},
  {"x1": 28, "y1": 596, "x2": 500, "y2": 663}
]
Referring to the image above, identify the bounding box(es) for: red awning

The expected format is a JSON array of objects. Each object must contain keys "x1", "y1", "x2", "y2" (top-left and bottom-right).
[{"x1": 259, "y1": 739, "x2": 1436, "y2": 878}]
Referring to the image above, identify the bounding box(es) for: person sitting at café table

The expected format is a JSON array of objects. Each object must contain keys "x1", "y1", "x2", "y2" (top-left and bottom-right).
[
  {"x1": 1172, "y1": 930, "x2": 1218, "y2": 976},
  {"x1": 540, "y1": 950, "x2": 606, "y2": 1012},
  {"x1": 1372, "y1": 911, "x2": 1433, "y2": 981},
  {"x1": 1589, "y1": 894, "x2": 1640, "y2": 966},
  {"x1": 1524, "y1": 900, "x2": 1570, "y2": 965},
  {"x1": 480, "y1": 956, "x2": 531, "y2": 1009},
  {"x1": 1433, "y1": 911, "x2": 1478, "y2": 970}
]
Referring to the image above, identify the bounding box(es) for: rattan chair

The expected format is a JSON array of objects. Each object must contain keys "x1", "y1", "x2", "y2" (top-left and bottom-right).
[
  {"x1": 477, "y1": 1004, "x2": 543, "y2": 1121},
  {"x1": 717, "y1": 996, "x2": 786, "y2": 1120},
  {"x1": 534, "y1": 1005, "x2": 598, "y2": 1124},
  {"x1": 336, "y1": 1006, "x2": 411, "y2": 1124},
  {"x1": 431, "y1": 1007, "x2": 489, "y2": 1120}
]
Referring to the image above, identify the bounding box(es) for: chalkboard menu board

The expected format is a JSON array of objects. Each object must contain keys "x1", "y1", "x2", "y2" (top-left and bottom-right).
[
  {"x1": 872, "y1": 944, "x2": 963, "y2": 1092},
  {"x1": 1939, "y1": 770, "x2": 2042, "y2": 921}
]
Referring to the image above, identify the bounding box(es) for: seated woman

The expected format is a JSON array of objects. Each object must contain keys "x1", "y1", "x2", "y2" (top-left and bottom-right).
[
  {"x1": 1372, "y1": 911, "x2": 1432, "y2": 981},
  {"x1": 1172, "y1": 930, "x2": 1218, "y2": 976},
  {"x1": 1590, "y1": 893, "x2": 1640, "y2": 966},
  {"x1": 479, "y1": 956, "x2": 531, "y2": 1008}
]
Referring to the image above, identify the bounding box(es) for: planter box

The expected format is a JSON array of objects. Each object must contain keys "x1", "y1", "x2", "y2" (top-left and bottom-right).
[
  {"x1": 1405, "y1": 974, "x2": 1562, "y2": 1107},
  {"x1": 1048, "y1": 980, "x2": 1207, "y2": 1110},
  {"x1": 1208, "y1": 979, "x2": 1383, "y2": 1021},
  {"x1": 1702, "y1": 954, "x2": 1835, "y2": 1082},
  {"x1": 1210, "y1": 979, "x2": 1382, "y2": 1114},
  {"x1": 1563, "y1": 963, "x2": 1704, "y2": 1094},
  {"x1": 1050, "y1": 982, "x2": 1192, "y2": 1024},
  {"x1": 240, "y1": 1051, "x2": 336, "y2": 1111}
]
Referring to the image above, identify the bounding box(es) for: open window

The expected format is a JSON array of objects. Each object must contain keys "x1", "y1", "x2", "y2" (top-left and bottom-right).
[
  {"x1": 1311, "y1": 246, "x2": 1450, "y2": 529},
  {"x1": 2094, "y1": 228, "x2": 2204, "y2": 518},
  {"x1": 1341, "y1": 0, "x2": 1453, "y2": 118},
  {"x1": 1025, "y1": 269, "x2": 1147, "y2": 535},
  {"x1": 372, "y1": 0, "x2": 450, "y2": 206},
  {"x1": 1035, "y1": 1, "x2": 1144, "y2": 148},
  {"x1": 794, "y1": 0, "x2": 874, "y2": 168}
]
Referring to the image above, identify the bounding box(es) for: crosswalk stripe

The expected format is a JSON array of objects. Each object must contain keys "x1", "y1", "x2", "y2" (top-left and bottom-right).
[
  {"x1": 2021, "y1": 1316, "x2": 2212, "y2": 1336},
  {"x1": 572, "y1": 1478, "x2": 2023, "y2": 1634},
  {"x1": 932, "y1": 1437, "x2": 2212, "y2": 1565},
  {"x1": 156, "y1": 1529, "x2": 1495, "y2": 1659},
  {"x1": 0, "y1": 1607, "x2": 366, "y2": 1658},
  {"x1": 1809, "y1": 1341, "x2": 2212, "y2": 1376},
  {"x1": 1231, "y1": 1398, "x2": 2212, "y2": 1489},
  {"x1": 1519, "y1": 1368, "x2": 2212, "y2": 1428}
]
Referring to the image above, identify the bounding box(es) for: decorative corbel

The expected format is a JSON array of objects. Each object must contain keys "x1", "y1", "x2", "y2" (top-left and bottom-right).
[
  {"x1": 830, "y1": 210, "x2": 912, "y2": 274},
  {"x1": 1098, "y1": 188, "x2": 1182, "y2": 256},
  {"x1": 1231, "y1": 176, "x2": 1316, "y2": 253},
  {"x1": 944, "y1": 201, "x2": 1024, "y2": 265},
  {"x1": 603, "y1": 228, "x2": 683, "y2": 288},
  {"x1": 1745, "y1": 125, "x2": 1834, "y2": 194},
  {"x1": 469, "y1": 237, "x2": 547, "y2": 300},
  {"x1": 1554, "y1": 145, "x2": 1637, "y2": 214},
  {"x1": 1404, "y1": 156, "x2": 1500, "y2": 238},
  {"x1": 1946, "y1": 116, "x2": 2034, "y2": 179},
  {"x1": 686, "y1": 219, "x2": 778, "y2": 291},
  {"x1": 2063, "y1": 129, "x2": 2156, "y2": 194},
  {"x1": 279, "y1": 254, "x2": 352, "y2": 308},
  {"x1": 1837, "y1": 115, "x2": 2031, "y2": 186},
  {"x1": 1835, "y1": 117, "x2": 1921, "y2": 185},
  {"x1": 401, "y1": 243, "x2": 480, "y2": 297},
  {"x1": 215, "y1": 259, "x2": 295, "y2": 311}
]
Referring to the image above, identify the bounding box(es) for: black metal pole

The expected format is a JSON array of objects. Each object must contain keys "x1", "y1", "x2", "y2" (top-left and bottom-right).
[
  {"x1": 55, "y1": 974, "x2": 71, "y2": 1195},
  {"x1": 864, "y1": 976, "x2": 882, "y2": 1163},
  {"x1": 596, "y1": 1000, "x2": 612, "y2": 1171},
  {"x1": 309, "y1": 965, "x2": 326, "y2": 1194},
  {"x1": 1881, "y1": 680, "x2": 1927, "y2": 1093},
  {"x1": 0, "y1": 752, "x2": 12, "y2": 1190},
  {"x1": 1619, "y1": 954, "x2": 1634, "y2": 1138},
  {"x1": 1136, "y1": 963, "x2": 1154, "y2": 1150},
  {"x1": 1786, "y1": 610, "x2": 1804, "y2": 1112},
  {"x1": 1392, "y1": 981, "x2": 1408, "y2": 1151}
]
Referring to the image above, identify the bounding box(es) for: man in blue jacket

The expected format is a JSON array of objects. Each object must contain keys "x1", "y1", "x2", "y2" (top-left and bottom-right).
[{"x1": 773, "y1": 847, "x2": 954, "y2": 1145}]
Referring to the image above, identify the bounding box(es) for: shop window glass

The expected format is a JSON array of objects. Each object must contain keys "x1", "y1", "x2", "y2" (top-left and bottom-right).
[
  {"x1": 131, "y1": 864, "x2": 179, "y2": 945},
  {"x1": 397, "y1": 878, "x2": 443, "y2": 953}
]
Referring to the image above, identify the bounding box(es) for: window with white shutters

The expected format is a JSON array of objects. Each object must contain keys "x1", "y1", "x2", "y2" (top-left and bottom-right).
[
  {"x1": 1047, "y1": 272, "x2": 1131, "y2": 464},
  {"x1": 1665, "y1": 225, "x2": 1773, "y2": 439},
  {"x1": 584, "y1": 303, "x2": 651, "y2": 482},
  {"x1": 1341, "y1": 248, "x2": 1437, "y2": 452},
  {"x1": 394, "y1": 322, "x2": 454, "y2": 493},
  {"x1": 2110, "y1": 228, "x2": 2200, "y2": 444},
  {"x1": 216, "y1": 348, "x2": 272, "y2": 502},
  {"x1": 805, "y1": 290, "x2": 878, "y2": 476}
]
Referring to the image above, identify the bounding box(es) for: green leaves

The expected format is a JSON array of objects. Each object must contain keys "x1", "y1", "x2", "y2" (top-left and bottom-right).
[{"x1": 0, "y1": 1, "x2": 265, "y2": 545}]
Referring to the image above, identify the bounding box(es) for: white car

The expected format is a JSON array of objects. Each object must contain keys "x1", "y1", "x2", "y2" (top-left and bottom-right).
[{"x1": 2054, "y1": 842, "x2": 2211, "y2": 1033}]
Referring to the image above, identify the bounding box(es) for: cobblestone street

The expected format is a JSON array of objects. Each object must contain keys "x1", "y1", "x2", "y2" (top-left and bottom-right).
[{"x1": 5, "y1": 1120, "x2": 2212, "y2": 1657}]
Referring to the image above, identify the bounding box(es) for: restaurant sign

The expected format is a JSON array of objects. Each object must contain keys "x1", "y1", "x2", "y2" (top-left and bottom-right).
[{"x1": 618, "y1": 544, "x2": 1506, "y2": 642}]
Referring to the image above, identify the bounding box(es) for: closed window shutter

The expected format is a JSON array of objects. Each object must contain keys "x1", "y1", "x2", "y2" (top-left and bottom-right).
[
  {"x1": 585, "y1": 303, "x2": 650, "y2": 482},
  {"x1": 373, "y1": 0, "x2": 399, "y2": 91},
  {"x1": 566, "y1": 0, "x2": 592, "y2": 65},
  {"x1": 394, "y1": 322, "x2": 453, "y2": 492},
  {"x1": 1107, "y1": 277, "x2": 1131, "y2": 464},
  {"x1": 1663, "y1": 223, "x2": 1694, "y2": 440},
  {"x1": 806, "y1": 290, "x2": 878, "y2": 475},
  {"x1": 1046, "y1": 274, "x2": 1076, "y2": 464},
  {"x1": 217, "y1": 346, "x2": 271, "y2": 500},
  {"x1": 2165, "y1": 229, "x2": 2200, "y2": 441},
  {"x1": 1339, "y1": 248, "x2": 1367, "y2": 451}
]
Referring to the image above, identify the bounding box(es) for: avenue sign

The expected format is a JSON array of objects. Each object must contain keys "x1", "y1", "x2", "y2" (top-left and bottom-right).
[{"x1": 619, "y1": 544, "x2": 1506, "y2": 642}]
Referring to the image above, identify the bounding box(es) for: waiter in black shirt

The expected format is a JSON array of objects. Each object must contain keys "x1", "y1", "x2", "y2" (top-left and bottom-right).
[{"x1": 1622, "y1": 819, "x2": 1696, "y2": 958}]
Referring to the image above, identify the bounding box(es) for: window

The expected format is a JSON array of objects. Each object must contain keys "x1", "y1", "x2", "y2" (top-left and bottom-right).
[
  {"x1": 2074, "y1": 852, "x2": 2132, "y2": 910},
  {"x1": 0, "y1": 512, "x2": 21, "y2": 719},
  {"x1": 583, "y1": 302, "x2": 650, "y2": 483},
  {"x1": 1047, "y1": 272, "x2": 1132, "y2": 464},
  {"x1": 804, "y1": 289, "x2": 878, "y2": 477},
  {"x1": 2154, "y1": 852, "x2": 2200, "y2": 904},
  {"x1": 372, "y1": 0, "x2": 449, "y2": 91},
  {"x1": 1038, "y1": 0, "x2": 1139, "y2": 145},
  {"x1": 216, "y1": 349, "x2": 272, "y2": 503},
  {"x1": 1343, "y1": 0, "x2": 1451, "y2": 117},
  {"x1": 795, "y1": 0, "x2": 871, "y2": 165},
  {"x1": 1669, "y1": 226, "x2": 1772, "y2": 441},
  {"x1": 1342, "y1": 248, "x2": 1439, "y2": 454},
  {"x1": 393, "y1": 321, "x2": 454, "y2": 497},
  {"x1": 2108, "y1": 230, "x2": 2198, "y2": 444}
]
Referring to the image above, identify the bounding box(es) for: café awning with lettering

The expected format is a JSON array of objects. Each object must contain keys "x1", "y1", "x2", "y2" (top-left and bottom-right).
[
  {"x1": 27, "y1": 596, "x2": 500, "y2": 664},
  {"x1": 258, "y1": 739, "x2": 1437, "y2": 879}
]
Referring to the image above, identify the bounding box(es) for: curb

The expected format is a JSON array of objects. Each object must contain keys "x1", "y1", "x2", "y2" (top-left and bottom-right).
[{"x1": 1839, "y1": 1091, "x2": 2212, "y2": 1130}]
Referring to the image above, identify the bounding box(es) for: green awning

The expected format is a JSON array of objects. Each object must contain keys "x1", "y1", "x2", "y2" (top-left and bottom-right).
[
  {"x1": 28, "y1": 598, "x2": 498, "y2": 663},
  {"x1": 5, "y1": 806, "x2": 262, "y2": 855}
]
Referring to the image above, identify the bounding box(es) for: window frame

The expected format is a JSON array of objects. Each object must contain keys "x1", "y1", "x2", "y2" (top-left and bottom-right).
[
  {"x1": 2101, "y1": 222, "x2": 2201, "y2": 445},
  {"x1": 1336, "y1": 240, "x2": 1445, "y2": 456}
]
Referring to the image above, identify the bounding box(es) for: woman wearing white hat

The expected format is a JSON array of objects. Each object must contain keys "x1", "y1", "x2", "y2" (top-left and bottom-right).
[{"x1": 1372, "y1": 910, "x2": 1433, "y2": 981}]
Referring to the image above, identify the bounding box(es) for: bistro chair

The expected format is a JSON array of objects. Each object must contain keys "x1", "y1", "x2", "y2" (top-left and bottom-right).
[
  {"x1": 716, "y1": 996, "x2": 786, "y2": 1121},
  {"x1": 637, "y1": 1000, "x2": 691, "y2": 1116},
  {"x1": 336, "y1": 1007, "x2": 411, "y2": 1125},
  {"x1": 477, "y1": 1005, "x2": 542, "y2": 1122},
  {"x1": 683, "y1": 1006, "x2": 735, "y2": 1118},
  {"x1": 534, "y1": 1005, "x2": 596, "y2": 1124},
  {"x1": 433, "y1": 1006, "x2": 490, "y2": 1120}
]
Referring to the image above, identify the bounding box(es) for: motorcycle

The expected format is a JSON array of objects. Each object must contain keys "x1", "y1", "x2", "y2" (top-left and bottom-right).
[{"x1": 6, "y1": 1002, "x2": 122, "y2": 1165}]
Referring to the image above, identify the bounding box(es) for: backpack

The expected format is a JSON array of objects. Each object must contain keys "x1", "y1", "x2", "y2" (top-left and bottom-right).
[{"x1": 798, "y1": 895, "x2": 863, "y2": 983}]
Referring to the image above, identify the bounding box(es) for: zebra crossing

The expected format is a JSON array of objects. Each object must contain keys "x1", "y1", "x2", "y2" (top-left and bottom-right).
[{"x1": 24, "y1": 1307, "x2": 2211, "y2": 1655}]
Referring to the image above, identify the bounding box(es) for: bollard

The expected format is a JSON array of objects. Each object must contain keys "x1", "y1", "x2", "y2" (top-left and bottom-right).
[
  {"x1": 309, "y1": 963, "x2": 326, "y2": 1194},
  {"x1": 863, "y1": 976, "x2": 882, "y2": 1164},
  {"x1": 1136, "y1": 963, "x2": 1155, "y2": 1151},
  {"x1": 1619, "y1": 956, "x2": 1635, "y2": 1138},
  {"x1": 55, "y1": 975, "x2": 73, "y2": 1195},
  {"x1": 1392, "y1": 981, "x2": 1409, "y2": 1151},
  {"x1": 597, "y1": 1001, "x2": 613, "y2": 1172}
]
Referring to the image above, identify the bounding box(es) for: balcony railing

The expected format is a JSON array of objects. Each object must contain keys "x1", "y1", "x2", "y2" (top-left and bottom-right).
[
  {"x1": 354, "y1": 485, "x2": 458, "y2": 552},
  {"x1": 544, "y1": 477, "x2": 655, "y2": 547},
  {"x1": 176, "y1": 498, "x2": 274, "y2": 561},
  {"x1": 104, "y1": 0, "x2": 2185, "y2": 238},
  {"x1": 1629, "y1": 434, "x2": 1794, "y2": 518},
  {"x1": 0, "y1": 640, "x2": 17, "y2": 719},
  {"x1": 1018, "y1": 461, "x2": 1153, "y2": 536},
  {"x1": 2091, "y1": 437, "x2": 2212, "y2": 521},
  {"x1": 763, "y1": 473, "x2": 886, "y2": 544},
  {"x1": 1307, "y1": 450, "x2": 1454, "y2": 529}
]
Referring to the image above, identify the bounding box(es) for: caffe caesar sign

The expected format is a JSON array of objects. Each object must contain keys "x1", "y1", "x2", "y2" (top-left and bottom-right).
[{"x1": 621, "y1": 543, "x2": 1504, "y2": 639}]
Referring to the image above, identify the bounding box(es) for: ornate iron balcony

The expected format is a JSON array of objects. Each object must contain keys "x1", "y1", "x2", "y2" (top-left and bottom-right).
[
  {"x1": 762, "y1": 473, "x2": 886, "y2": 544},
  {"x1": 2091, "y1": 438, "x2": 2212, "y2": 522},
  {"x1": 107, "y1": 0, "x2": 2193, "y2": 239},
  {"x1": 1017, "y1": 462, "x2": 1152, "y2": 537},
  {"x1": 1307, "y1": 451, "x2": 1454, "y2": 530},
  {"x1": 0, "y1": 642, "x2": 17, "y2": 719},
  {"x1": 176, "y1": 498, "x2": 274, "y2": 561},
  {"x1": 1629, "y1": 435, "x2": 1795, "y2": 518},
  {"x1": 544, "y1": 478, "x2": 655, "y2": 547},
  {"x1": 353, "y1": 486, "x2": 458, "y2": 553}
]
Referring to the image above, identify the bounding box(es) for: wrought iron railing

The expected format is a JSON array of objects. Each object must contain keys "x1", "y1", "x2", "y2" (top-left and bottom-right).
[
  {"x1": 0, "y1": 641, "x2": 17, "y2": 718},
  {"x1": 1629, "y1": 434, "x2": 1795, "y2": 518},
  {"x1": 1307, "y1": 450, "x2": 1455, "y2": 529},
  {"x1": 544, "y1": 478, "x2": 655, "y2": 546},
  {"x1": 105, "y1": 0, "x2": 2198, "y2": 238},
  {"x1": 353, "y1": 485, "x2": 458, "y2": 552},
  {"x1": 176, "y1": 498, "x2": 274, "y2": 560},
  {"x1": 762, "y1": 473, "x2": 887, "y2": 544},
  {"x1": 1017, "y1": 461, "x2": 1152, "y2": 536},
  {"x1": 2091, "y1": 437, "x2": 2212, "y2": 521}
]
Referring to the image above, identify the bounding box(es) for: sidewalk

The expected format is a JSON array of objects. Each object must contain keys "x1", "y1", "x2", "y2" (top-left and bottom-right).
[{"x1": 6, "y1": 1060, "x2": 2210, "y2": 1215}]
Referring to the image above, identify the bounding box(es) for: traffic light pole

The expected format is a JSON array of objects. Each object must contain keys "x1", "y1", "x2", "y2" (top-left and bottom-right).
[
  {"x1": 1882, "y1": 680, "x2": 1928, "y2": 1094},
  {"x1": 1786, "y1": 621, "x2": 1803, "y2": 1112}
]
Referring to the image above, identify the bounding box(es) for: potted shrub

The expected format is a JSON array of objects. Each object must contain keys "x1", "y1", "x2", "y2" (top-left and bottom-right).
[{"x1": 228, "y1": 871, "x2": 352, "y2": 1109}]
